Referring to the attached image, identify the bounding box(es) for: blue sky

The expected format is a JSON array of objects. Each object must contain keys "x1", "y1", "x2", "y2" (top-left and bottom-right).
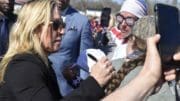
[{"x1": 113, "y1": 0, "x2": 124, "y2": 4}]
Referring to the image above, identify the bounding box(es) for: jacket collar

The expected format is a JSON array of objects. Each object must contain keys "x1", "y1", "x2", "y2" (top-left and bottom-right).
[{"x1": 63, "y1": 6, "x2": 78, "y2": 16}]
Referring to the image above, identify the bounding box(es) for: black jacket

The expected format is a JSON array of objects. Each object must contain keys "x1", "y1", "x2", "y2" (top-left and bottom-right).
[{"x1": 0, "y1": 53, "x2": 105, "y2": 101}]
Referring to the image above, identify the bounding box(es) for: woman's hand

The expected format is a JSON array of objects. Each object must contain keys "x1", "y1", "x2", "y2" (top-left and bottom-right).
[
  {"x1": 164, "y1": 69, "x2": 176, "y2": 81},
  {"x1": 90, "y1": 57, "x2": 114, "y2": 87},
  {"x1": 164, "y1": 52, "x2": 180, "y2": 81},
  {"x1": 142, "y1": 34, "x2": 179, "y2": 87}
]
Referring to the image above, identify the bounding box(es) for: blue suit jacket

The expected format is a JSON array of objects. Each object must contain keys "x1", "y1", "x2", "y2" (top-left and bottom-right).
[
  {"x1": 0, "y1": 14, "x2": 16, "y2": 56},
  {"x1": 49, "y1": 6, "x2": 94, "y2": 96}
]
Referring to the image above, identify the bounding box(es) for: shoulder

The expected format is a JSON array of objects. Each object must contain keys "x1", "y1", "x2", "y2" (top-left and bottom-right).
[
  {"x1": 5, "y1": 53, "x2": 46, "y2": 77},
  {"x1": 0, "y1": 13, "x2": 4, "y2": 19},
  {"x1": 3, "y1": 53, "x2": 49, "y2": 87},
  {"x1": 10, "y1": 53, "x2": 44, "y2": 66},
  {"x1": 68, "y1": 7, "x2": 89, "y2": 23},
  {"x1": 74, "y1": 13, "x2": 89, "y2": 23}
]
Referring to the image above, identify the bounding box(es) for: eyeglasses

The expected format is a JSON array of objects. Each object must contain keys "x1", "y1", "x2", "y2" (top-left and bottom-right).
[
  {"x1": 116, "y1": 14, "x2": 138, "y2": 26},
  {"x1": 50, "y1": 19, "x2": 65, "y2": 30}
]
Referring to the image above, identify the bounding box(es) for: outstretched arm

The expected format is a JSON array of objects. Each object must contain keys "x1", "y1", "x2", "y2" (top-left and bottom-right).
[{"x1": 102, "y1": 34, "x2": 161, "y2": 101}]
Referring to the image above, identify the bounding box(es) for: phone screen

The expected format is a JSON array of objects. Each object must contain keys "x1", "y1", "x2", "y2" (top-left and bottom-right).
[{"x1": 155, "y1": 4, "x2": 180, "y2": 67}]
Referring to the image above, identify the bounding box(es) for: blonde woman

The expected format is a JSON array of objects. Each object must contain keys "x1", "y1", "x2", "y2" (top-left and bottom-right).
[{"x1": 0, "y1": 0, "x2": 114, "y2": 101}]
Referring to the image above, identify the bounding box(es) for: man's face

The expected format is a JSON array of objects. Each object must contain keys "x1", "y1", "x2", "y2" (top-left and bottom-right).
[
  {"x1": 116, "y1": 11, "x2": 138, "y2": 38},
  {"x1": 56, "y1": 0, "x2": 70, "y2": 11},
  {"x1": 0, "y1": 0, "x2": 14, "y2": 15}
]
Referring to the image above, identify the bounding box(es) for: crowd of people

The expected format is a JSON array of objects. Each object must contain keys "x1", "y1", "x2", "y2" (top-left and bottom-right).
[{"x1": 0, "y1": 0, "x2": 179, "y2": 101}]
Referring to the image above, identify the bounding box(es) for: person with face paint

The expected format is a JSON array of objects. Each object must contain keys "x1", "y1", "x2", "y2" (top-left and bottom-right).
[{"x1": 109, "y1": 0, "x2": 147, "y2": 60}]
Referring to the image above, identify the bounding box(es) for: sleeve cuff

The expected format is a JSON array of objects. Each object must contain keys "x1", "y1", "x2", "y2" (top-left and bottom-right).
[{"x1": 81, "y1": 76, "x2": 105, "y2": 99}]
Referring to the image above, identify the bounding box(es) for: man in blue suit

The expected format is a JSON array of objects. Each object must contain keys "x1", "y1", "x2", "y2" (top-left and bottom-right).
[
  {"x1": 49, "y1": 0, "x2": 94, "y2": 96},
  {"x1": 0, "y1": 0, "x2": 16, "y2": 59}
]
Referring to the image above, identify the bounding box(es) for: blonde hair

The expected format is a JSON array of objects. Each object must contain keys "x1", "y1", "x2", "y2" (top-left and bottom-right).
[{"x1": 0, "y1": 0, "x2": 56, "y2": 83}]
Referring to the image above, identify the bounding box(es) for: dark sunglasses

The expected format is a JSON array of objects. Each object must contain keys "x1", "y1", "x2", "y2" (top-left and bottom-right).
[
  {"x1": 50, "y1": 19, "x2": 65, "y2": 30},
  {"x1": 116, "y1": 13, "x2": 138, "y2": 26}
]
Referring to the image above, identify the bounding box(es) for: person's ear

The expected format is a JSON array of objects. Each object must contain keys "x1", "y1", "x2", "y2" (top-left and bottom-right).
[{"x1": 34, "y1": 25, "x2": 43, "y2": 38}]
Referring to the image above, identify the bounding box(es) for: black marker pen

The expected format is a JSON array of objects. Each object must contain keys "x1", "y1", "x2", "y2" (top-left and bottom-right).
[{"x1": 87, "y1": 53, "x2": 97, "y2": 62}]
